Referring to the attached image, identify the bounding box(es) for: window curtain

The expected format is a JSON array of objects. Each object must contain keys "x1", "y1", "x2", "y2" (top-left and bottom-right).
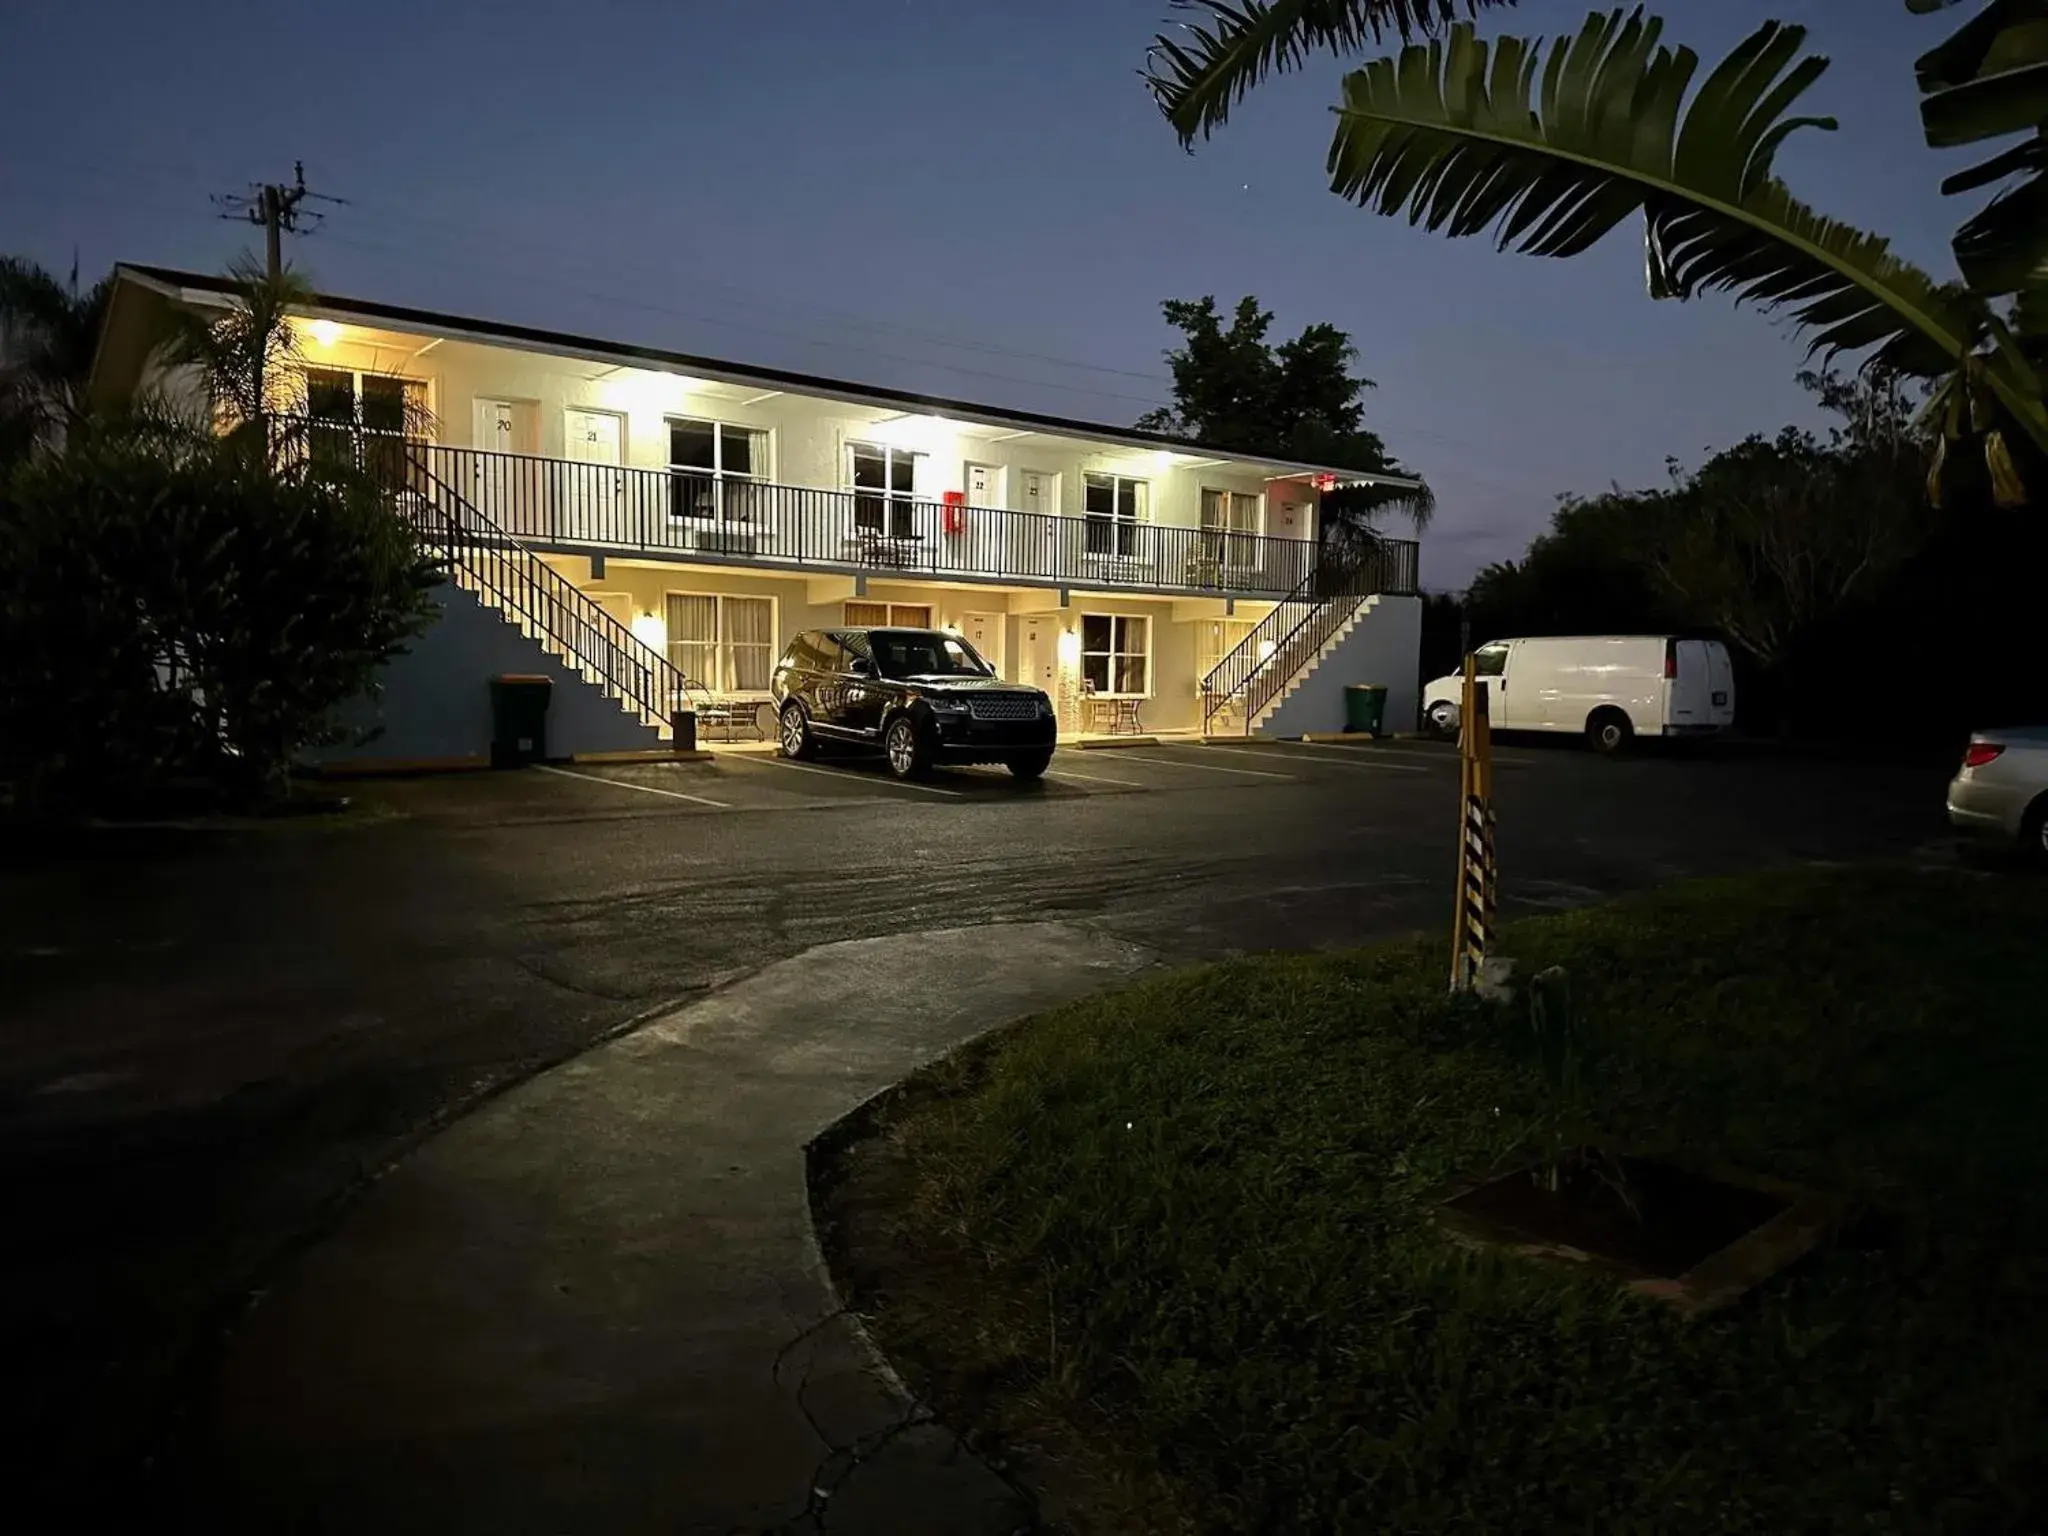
[
  {"x1": 666, "y1": 593, "x2": 718, "y2": 686},
  {"x1": 723, "y1": 597, "x2": 775, "y2": 691}
]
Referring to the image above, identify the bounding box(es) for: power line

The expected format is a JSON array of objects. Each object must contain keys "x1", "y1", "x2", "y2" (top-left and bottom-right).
[
  {"x1": 12, "y1": 158, "x2": 1582, "y2": 492},
  {"x1": 312, "y1": 225, "x2": 1182, "y2": 412},
  {"x1": 335, "y1": 193, "x2": 1183, "y2": 387}
]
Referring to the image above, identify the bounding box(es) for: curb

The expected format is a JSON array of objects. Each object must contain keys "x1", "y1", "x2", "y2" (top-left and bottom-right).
[{"x1": 1073, "y1": 736, "x2": 1160, "y2": 750}]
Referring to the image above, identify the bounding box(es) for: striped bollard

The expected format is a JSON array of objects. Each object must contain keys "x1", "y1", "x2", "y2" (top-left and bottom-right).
[{"x1": 1450, "y1": 656, "x2": 1498, "y2": 993}]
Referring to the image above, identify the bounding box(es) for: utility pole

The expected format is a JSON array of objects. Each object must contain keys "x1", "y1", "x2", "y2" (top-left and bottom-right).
[{"x1": 213, "y1": 162, "x2": 345, "y2": 276}]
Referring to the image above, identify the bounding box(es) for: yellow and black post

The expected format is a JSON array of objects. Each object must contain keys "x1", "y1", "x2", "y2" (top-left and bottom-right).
[{"x1": 1450, "y1": 655, "x2": 1499, "y2": 992}]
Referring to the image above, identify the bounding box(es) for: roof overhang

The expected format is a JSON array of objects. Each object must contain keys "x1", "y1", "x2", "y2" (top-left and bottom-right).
[{"x1": 103, "y1": 264, "x2": 1424, "y2": 490}]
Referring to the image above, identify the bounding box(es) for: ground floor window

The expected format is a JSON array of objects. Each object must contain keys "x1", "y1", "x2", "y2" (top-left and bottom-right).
[
  {"x1": 1194, "y1": 617, "x2": 1257, "y2": 684},
  {"x1": 1081, "y1": 613, "x2": 1149, "y2": 696},
  {"x1": 665, "y1": 592, "x2": 776, "y2": 692},
  {"x1": 844, "y1": 601, "x2": 932, "y2": 629}
]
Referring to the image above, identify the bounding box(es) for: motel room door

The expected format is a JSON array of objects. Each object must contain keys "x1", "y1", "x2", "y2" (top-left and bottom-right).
[
  {"x1": 960, "y1": 611, "x2": 1004, "y2": 676},
  {"x1": 563, "y1": 407, "x2": 625, "y2": 543},
  {"x1": 1017, "y1": 613, "x2": 1059, "y2": 690}
]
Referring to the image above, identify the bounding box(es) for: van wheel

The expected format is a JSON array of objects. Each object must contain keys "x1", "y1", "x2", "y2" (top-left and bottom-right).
[
  {"x1": 1427, "y1": 701, "x2": 1459, "y2": 740},
  {"x1": 1586, "y1": 709, "x2": 1633, "y2": 756},
  {"x1": 884, "y1": 715, "x2": 931, "y2": 779},
  {"x1": 779, "y1": 702, "x2": 818, "y2": 760}
]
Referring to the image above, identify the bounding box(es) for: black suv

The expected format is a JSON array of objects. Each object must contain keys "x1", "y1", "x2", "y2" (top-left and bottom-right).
[{"x1": 771, "y1": 627, "x2": 1056, "y2": 780}]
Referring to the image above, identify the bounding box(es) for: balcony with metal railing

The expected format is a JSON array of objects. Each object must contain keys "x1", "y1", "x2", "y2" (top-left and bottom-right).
[{"x1": 390, "y1": 439, "x2": 1395, "y2": 599}]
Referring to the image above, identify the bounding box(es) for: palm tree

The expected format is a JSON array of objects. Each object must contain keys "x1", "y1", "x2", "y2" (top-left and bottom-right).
[
  {"x1": 0, "y1": 256, "x2": 112, "y2": 456},
  {"x1": 160, "y1": 254, "x2": 316, "y2": 463},
  {"x1": 1146, "y1": 1, "x2": 2047, "y2": 504}
]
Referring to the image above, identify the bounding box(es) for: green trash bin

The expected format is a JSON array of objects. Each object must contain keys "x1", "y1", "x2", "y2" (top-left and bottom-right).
[
  {"x1": 490, "y1": 674, "x2": 553, "y2": 767},
  {"x1": 1343, "y1": 683, "x2": 1389, "y2": 737}
]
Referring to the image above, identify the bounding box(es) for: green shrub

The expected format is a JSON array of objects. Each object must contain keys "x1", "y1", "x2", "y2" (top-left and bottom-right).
[{"x1": 0, "y1": 424, "x2": 437, "y2": 812}]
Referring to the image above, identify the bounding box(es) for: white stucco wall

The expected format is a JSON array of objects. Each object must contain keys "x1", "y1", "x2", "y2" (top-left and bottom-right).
[
  {"x1": 547, "y1": 557, "x2": 1266, "y2": 736},
  {"x1": 1257, "y1": 594, "x2": 1424, "y2": 738},
  {"x1": 303, "y1": 582, "x2": 661, "y2": 765},
  {"x1": 301, "y1": 331, "x2": 1319, "y2": 547}
]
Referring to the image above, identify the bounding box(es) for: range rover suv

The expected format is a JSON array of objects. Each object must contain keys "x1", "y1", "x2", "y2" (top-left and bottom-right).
[{"x1": 770, "y1": 627, "x2": 1056, "y2": 780}]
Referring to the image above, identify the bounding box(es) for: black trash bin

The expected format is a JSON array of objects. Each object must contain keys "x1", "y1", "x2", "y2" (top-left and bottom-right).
[{"x1": 489, "y1": 674, "x2": 553, "y2": 767}]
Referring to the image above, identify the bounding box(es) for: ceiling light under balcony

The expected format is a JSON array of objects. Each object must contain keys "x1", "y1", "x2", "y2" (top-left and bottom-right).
[{"x1": 308, "y1": 319, "x2": 343, "y2": 348}]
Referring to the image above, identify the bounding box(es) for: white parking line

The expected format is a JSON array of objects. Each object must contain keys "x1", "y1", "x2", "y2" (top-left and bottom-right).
[
  {"x1": 534, "y1": 764, "x2": 732, "y2": 809},
  {"x1": 1238, "y1": 742, "x2": 1428, "y2": 773},
  {"x1": 1045, "y1": 766, "x2": 1148, "y2": 788},
  {"x1": 1296, "y1": 740, "x2": 1534, "y2": 767},
  {"x1": 748, "y1": 755, "x2": 965, "y2": 798},
  {"x1": 1113, "y1": 752, "x2": 1293, "y2": 780}
]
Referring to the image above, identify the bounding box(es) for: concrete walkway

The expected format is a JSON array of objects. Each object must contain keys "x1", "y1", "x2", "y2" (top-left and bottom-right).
[{"x1": 188, "y1": 923, "x2": 1151, "y2": 1534}]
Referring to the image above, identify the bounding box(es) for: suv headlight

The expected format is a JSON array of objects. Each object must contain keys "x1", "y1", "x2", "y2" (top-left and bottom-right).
[
  {"x1": 926, "y1": 696, "x2": 970, "y2": 714},
  {"x1": 1038, "y1": 693, "x2": 1056, "y2": 718}
]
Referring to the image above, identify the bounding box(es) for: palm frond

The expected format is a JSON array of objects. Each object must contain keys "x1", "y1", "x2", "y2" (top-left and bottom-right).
[
  {"x1": 1324, "y1": 10, "x2": 1983, "y2": 381},
  {"x1": 1146, "y1": 0, "x2": 1518, "y2": 145},
  {"x1": 1915, "y1": 0, "x2": 2048, "y2": 298},
  {"x1": 0, "y1": 255, "x2": 113, "y2": 440},
  {"x1": 161, "y1": 255, "x2": 316, "y2": 443}
]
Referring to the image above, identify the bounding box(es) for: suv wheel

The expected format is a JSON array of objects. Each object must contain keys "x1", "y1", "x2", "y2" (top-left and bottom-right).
[
  {"x1": 1008, "y1": 750, "x2": 1053, "y2": 781},
  {"x1": 779, "y1": 701, "x2": 818, "y2": 760},
  {"x1": 884, "y1": 715, "x2": 930, "y2": 779}
]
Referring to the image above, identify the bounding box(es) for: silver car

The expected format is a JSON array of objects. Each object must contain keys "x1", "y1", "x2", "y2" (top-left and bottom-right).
[{"x1": 1947, "y1": 726, "x2": 2048, "y2": 860}]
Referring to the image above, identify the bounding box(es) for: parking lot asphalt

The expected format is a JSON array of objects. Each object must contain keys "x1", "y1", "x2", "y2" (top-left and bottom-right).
[{"x1": 1, "y1": 734, "x2": 1957, "y2": 1518}]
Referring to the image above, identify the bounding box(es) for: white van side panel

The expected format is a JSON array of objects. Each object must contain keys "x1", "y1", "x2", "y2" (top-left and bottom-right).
[{"x1": 1513, "y1": 637, "x2": 1666, "y2": 735}]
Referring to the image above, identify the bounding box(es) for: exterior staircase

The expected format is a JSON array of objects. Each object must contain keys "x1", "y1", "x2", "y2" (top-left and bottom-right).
[
  {"x1": 397, "y1": 451, "x2": 686, "y2": 741},
  {"x1": 1201, "y1": 543, "x2": 1410, "y2": 738}
]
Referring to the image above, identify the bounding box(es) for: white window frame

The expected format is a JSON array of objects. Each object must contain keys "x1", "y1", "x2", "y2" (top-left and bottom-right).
[
  {"x1": 300, "y1": 365, "x2": 432, "y2": 435},
  {"x1": 843, "y1": 601, "x2": 933, "y2": 629},
  {"x1": 1079, "y1": 612, "x2": 1152, "y2": 700},
  {"x1": 847, "y1": 442, "x2": 921, "y2": 537},
  {"x1": 664, "y1": 589, "x2": 780, "y2": 695},
  {"x1": 1083, "y1": 472, "x2": 1149, "y2": 560},
  {"x1": 1200, "y1": 487, "x2": 1264, "y2": 538},
  {"x1": 1194, "y1": 616, "x2": 1256, "y2": 689},
  {"x1": 667, "y1": 415, "x2": 771, "y2": 522}
]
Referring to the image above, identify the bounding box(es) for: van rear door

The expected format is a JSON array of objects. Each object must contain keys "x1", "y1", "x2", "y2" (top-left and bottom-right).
[{"x1": 1670, "y1": 639, "x2": 1735, "y2": 731}]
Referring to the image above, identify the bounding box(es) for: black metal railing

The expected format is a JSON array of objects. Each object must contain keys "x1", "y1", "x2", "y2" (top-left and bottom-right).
[
  {"x1": 375, "y1": 444, "x2": 687, "y2": 731},
  {"x1": 1200, "y1": 539, "x2": 1419, "y2": 735},
  {"x1": 395, "y1": 439, "x2": 1342, "y2": 597}
]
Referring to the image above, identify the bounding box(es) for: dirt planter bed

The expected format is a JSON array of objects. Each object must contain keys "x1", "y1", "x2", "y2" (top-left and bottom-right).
[{"x1": 811, "y1": 866, "x2": 2048, "y2": 1535}]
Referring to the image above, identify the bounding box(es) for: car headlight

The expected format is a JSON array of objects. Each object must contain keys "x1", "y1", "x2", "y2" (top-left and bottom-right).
[
  {"x1": 1038, "y1": 693, "x2": 1056, "y2": 718},
  {"x1": 926, "y1": 696, "x2": 970, "y2": 714}
]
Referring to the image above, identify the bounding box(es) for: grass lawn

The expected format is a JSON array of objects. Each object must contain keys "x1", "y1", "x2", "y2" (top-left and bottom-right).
[{"x1": 815, "y1": 866, "x2": 2048, "y2": 1533}]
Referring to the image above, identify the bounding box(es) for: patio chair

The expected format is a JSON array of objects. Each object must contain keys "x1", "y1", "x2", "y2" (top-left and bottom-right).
[{"x1": 680, "y1": 679, "x2": 773, "y2": 743}]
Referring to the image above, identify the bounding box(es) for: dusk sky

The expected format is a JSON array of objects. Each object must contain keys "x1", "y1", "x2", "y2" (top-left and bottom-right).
[{"x1": 2, "y1": 0, "x2": 1970, "y2": 588}]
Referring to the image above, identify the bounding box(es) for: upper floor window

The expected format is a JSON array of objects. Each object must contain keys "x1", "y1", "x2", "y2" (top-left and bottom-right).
[
  {"x1": 304, "y1": 367, "x2": 424, "y2": 434},
  {"x1": 850, "y1": 443, "x2": 918, "y2": 538},
  {"x1": 1084, "y1": 473, "x2": 1148, "y2": 558},
  {"x1": 669, "y1": 417, "x2": 767, "y2": 520},
  {"x1": 302, "y1": 367, "x2": 426, "y2": 478},
  {"x1": 1200, "y1": 488, "x2": 1261, "y2": 545}
]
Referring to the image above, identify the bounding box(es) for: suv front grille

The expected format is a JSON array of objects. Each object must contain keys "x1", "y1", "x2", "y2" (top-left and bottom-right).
[{"x1": 967, "y1": 694, "x2": 1039, "y2": 722}]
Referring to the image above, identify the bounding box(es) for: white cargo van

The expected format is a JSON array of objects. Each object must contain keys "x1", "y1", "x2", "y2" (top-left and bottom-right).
[{"x1": 1422, "y1": 636, "x2": 1735, "y2": 752}]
